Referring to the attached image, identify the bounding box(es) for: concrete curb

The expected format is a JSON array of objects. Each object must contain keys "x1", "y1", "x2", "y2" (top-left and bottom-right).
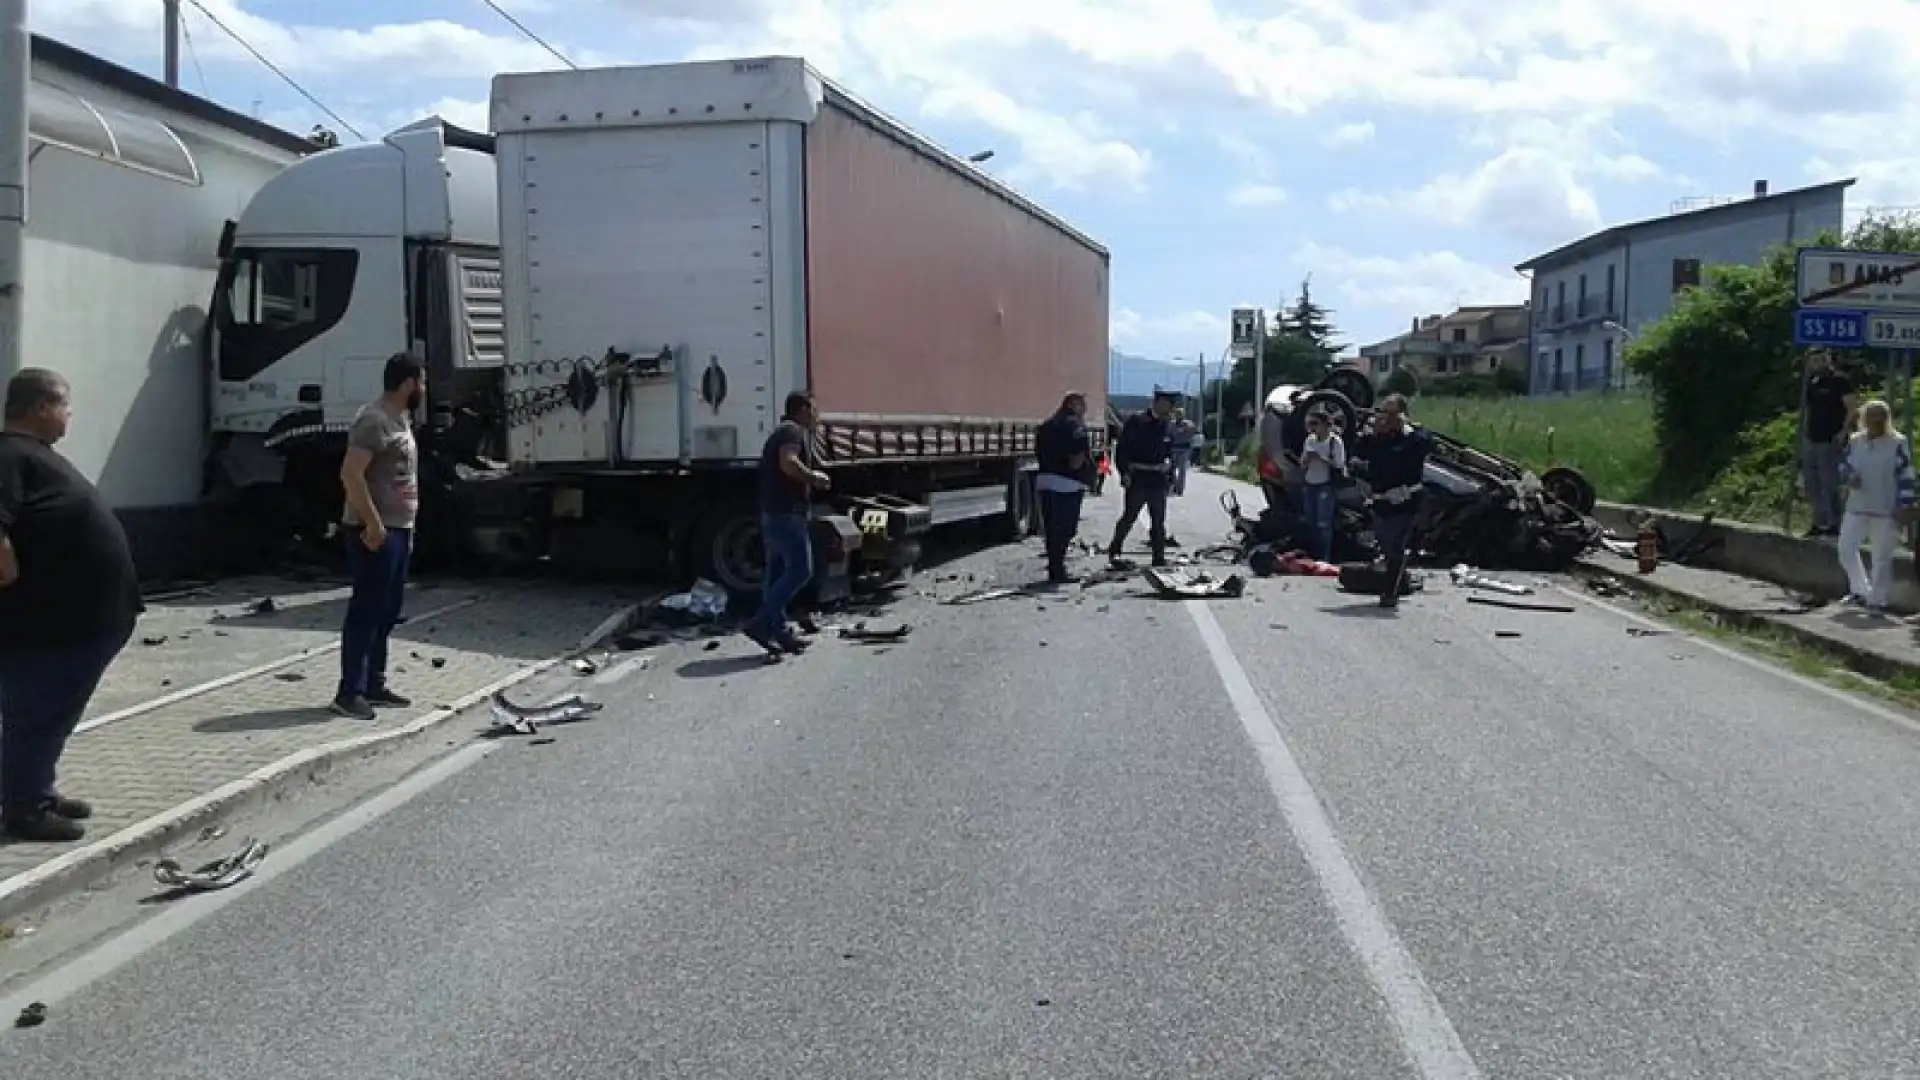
[
  {"x1": 0, "y1": 600, "x2": 649, "y2": 927},
  {"x1": 1569, "y1": 561, "x2": 1920, "y2": 687}
]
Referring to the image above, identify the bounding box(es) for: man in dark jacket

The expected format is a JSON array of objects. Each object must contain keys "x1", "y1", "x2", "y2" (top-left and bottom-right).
[
  {"x1": 1108, "y1": 390, "x2": 1178, "y2": 568},
  {"x1": 1350, "y1": 393, "x2": 1432, "y2": 609},
  {"x1": 0, "y1": 370, "x2": 143, "y2": 843},
  {"x1": 1035, "y1": 392, "x2": 1094, "y2": 584}
]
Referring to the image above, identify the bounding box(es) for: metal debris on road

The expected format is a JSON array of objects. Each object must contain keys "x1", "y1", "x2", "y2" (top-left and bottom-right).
[
  {"x1": 839, "y1": 622, "x2": 912, "y2": 643},
  {"x1": 1143, "y1": 566, "x2": 1246, "y2": 599},
  {"x1": 1627, "y1": 627, "x2": 1671, "y2": 637},
  {"x1": 152, "y1": 838, "x2": 270, "y2": 894},
  {"x1": 14, "y1": 1002, "x2": 47, "y2": 1028},
  {"x1": 1494, "y1": 629, "x2": 1523, "y2": 638},
  {"x1": 483, "y1": 691, "x2": 606, "y2": 737},
  {"x1": 1465, "y1": 595, "x2": 1575, "y2": 613},
  {"x1": 1449, "y1": 564, "x2": 1533, "y2": 595},
  {"x1": 943, "y1": 586, "x2": 1026, "y2": 606}
]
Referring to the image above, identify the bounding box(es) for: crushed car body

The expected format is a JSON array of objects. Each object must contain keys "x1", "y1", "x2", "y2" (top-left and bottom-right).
[{"x1": 1235, "y1": 372, "x2": 1603, "y2": 572}]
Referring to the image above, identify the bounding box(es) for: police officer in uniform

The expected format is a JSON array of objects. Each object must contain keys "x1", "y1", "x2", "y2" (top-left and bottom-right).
[
  {"x1": 1034, "y1": 391, "x2": 1095, "y2": 585},
  {"x1": 1350, "y1": 393, "x2": 1433, "y2": 610},
  {"x1": 1108, "y1": 389, "x2": 1179, "y2": 568}
]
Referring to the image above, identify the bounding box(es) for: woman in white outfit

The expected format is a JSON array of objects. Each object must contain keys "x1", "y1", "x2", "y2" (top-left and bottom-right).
[{"x1": 1837, "y1": 399, "x2": 1916, "y2": 613}]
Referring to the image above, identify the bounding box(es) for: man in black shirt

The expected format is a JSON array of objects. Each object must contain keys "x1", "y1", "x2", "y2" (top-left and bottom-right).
[
  {"x1": 1108, "y1": 390, "x2": 1178, "y2": 568},
  {"x1": 1035, "y1": 391, "x2": 1094, "y2": 584},
  {"x1": 0, "y1": 369, "x2": 142, "y2": 843},
  {"x1": 1350, "y1": 393, "x2": 1433, "y2": 610},
  {"x1": 1802, "y1": 354, "x2": 1858, "y2": 537},
  {"x1": 745, "y1": 391, "x2": 831, "y2": 658}
]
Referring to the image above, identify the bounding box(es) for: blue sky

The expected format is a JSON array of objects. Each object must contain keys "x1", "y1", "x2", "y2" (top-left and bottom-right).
[{"x1": 37, "y1": 0, "x2": 1920, "y2": 385}]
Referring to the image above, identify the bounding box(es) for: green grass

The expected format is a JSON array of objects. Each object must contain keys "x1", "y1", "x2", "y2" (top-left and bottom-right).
[{"x1": 1224, "y1": 391, "x2": 1662, "y2": 503}]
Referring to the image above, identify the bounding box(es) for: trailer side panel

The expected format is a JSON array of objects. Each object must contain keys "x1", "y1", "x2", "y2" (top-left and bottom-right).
[{"x1": 803, "y1": 100, "x2": 1109, "y2": 431}]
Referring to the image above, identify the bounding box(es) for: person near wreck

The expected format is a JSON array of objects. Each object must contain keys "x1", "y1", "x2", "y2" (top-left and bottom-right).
[
  {"x1": 744, "y1": 391, "x2": 831, "y2": 658},
  {"x1": 333, "y1": 352, "x2": 427, "y2": 720},
  {"x1": 1108, "y1": 389, "x2": 1179, "y2": 568},
  {"x1": 1350, "y1": 394, "x2": 1432, "y2": 609},
  {"x1": 0, "y1": 369, "x2": 143, "y2": 843},
  {"x1": 1169, "y1": 409, "x2": 1195, "y2": 496},
  {"x1": 1035, "y1": 391, "x2": 1094, "y2": 585},
  {"x1": 1836, "y1": 399, "x2": 1915, "y2": 614},
  {"x1": 1300, "y1": 410, "x2": 1348, "y2": 562},
  {"x1": 1801, "y1": 352, "x2": 1859, "y2": 538}
]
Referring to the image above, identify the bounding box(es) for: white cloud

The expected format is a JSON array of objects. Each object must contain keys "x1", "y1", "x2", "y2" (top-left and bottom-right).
[
  {"x1": 1112, "y1": 307, "x2": 1227, "y2": 346},
  {"x1": 1323, "y1": 121, "x2": 1374, "y2": 149},
  {"x1": 1228, "y1": 184, "x2": 1286, "y2": 207},
  {"x1": 1329, "y1": 147, "x2": 1602, "y2": 247},
  {"x1": 918, "y1": 80, "x2": 1151, "y2": 194},
  {"x1": 1296, "y1": 242, "x2": 1528, "y2": 344}
]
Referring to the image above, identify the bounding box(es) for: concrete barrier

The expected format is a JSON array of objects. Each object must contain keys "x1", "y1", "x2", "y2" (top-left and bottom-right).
[{"x1": 1594, "y1": 501, "x2": 1920, "y2": 614}]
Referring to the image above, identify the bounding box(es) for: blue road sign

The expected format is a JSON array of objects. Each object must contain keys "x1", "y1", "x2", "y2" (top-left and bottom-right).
[{"x1": 1794, "y1": 307, "x2": 1866, "y2": 348}]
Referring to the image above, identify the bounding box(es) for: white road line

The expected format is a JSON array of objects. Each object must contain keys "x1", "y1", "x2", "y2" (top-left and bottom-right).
[
  {"x1": 0, "y1": 742, "x2": 498, "y2": 1018},
  {"x1": 75, "y1": 596, "x2": 480, "y2": 737},
  {"x1": 1185, "y1": 600, "x2": 1484, "y2": 1080},
  {"x1": 590, "y1": 653, "x2": 652, "y2": 686},
  {"x1": 1556, "y1": 584, "x2": 1920, "y2": 738}
]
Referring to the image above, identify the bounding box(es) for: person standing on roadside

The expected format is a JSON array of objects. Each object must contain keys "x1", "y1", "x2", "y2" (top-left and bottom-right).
[
  {"x1": 0, "y1": 369, "x2": 142, "y2": 843},
  {"x1": 1035, "y1": 391, "x2": 1094, "y2": 584},
  {"x1": 1350, "y1": 394, "x2": 1432, "y2": 610},
  {"x1": 332, "y1": 353, "x2": 426, "y2": 719},
  {"x1": 1107, "y1": 389, "x2": 1178, "y2": 568},
  {"x1": 1299, "y1": 411, "x2": 1347, "y2": 562},
  {"x1": 1802, "y1": 353, "x2": 1858, "y2": 537},
  {"x1": 745, "y1": 391, "x2": 830, "y2": 658},
  {"x1": 1836, "y1": 399, "x2": 1915, "y2": 614}
]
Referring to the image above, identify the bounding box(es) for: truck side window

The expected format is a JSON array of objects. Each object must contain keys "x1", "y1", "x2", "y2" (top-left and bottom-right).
[{"x1": 215, "y1": 248, "x2": 359, "y2": 383}]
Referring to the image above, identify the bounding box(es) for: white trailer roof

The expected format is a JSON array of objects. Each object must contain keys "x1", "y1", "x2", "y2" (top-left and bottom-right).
[{"x1": 490, "y1": 56, "x2": 1109, "y2": 260}]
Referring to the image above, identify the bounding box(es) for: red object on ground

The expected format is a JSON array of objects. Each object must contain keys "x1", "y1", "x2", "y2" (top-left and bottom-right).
[{"x1": 1277, "y1": 551, "x2": 1341, "y2": 577}]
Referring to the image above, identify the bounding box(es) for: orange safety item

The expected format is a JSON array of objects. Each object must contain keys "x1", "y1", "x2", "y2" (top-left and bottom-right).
[
  {"x1": 1099, "y1": 453, "x2": 1112, "y2": 476},
  {"x1": 1636, "y1": 521, "x2": 1660, "y2": 574}
]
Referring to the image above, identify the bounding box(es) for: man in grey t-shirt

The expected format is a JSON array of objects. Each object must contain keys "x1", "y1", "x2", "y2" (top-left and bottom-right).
[{"x1": 332, "y1": 353, "x2": 425, "y2": 719}]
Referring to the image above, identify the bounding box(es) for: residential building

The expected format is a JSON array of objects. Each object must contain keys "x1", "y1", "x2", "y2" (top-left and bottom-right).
[
  {"x1": 1358, "y1": 304, "x2": 1531, "y2": 384},
  {"x1": 1516, "y1": 178, "x2": 1852, "y2": 395}
]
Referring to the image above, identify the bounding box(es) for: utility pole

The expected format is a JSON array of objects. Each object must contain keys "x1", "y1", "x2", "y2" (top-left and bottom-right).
[
  {"x1": 163, "y1": 0, "x2": 181, "y2": 87},
  {"x1": 0, "y1": 0, "x2": 27, "y2": 385},
  {"x1": 1193, "y1": 352, "x2": 1206, "y2": 436}
]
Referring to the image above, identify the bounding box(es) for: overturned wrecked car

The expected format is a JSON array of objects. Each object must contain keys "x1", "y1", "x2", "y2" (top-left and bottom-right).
[{"x1": 1235, "y1": 371, "x2": 1603, "y2": 572}]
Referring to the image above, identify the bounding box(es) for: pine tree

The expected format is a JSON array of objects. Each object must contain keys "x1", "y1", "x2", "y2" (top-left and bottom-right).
[{"x1": 1276, "y1": 276, "x2": 1342, "y2": 356}]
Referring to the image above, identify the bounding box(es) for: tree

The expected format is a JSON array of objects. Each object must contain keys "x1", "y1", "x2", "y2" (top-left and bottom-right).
[
  {"x1": 1382, "y1": 366, "x2": 1421, "y2": 398},
  {"x1": 1278, "y1": 275, "x2": 1343, "y2": 356},
  {"x1": 1626, "y1": 212, "x2": 1920, "y2": 497}
]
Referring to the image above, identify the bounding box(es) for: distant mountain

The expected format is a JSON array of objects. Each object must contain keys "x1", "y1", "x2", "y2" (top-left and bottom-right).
[{"x1": 1108, "y1": 349, "x2": 1208, "y2": 398}]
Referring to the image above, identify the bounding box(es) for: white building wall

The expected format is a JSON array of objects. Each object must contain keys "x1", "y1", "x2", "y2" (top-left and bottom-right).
[{"x1": 21, "y1": 52, "x2": 303, "y2": 570}]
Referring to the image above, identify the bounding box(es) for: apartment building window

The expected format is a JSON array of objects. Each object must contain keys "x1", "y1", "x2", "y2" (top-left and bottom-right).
[
  {"x1": 1602, "y1": 337, "x2": 1615, "y2": 387},
  {"x1": 1575, "y1": 343, "x2": 1586, "y2": 379},
  {"x1": 1450, "y1": 328, "x2": 1467, "y2": 343},
  {"x1": 1672, "y1": 258, "x2": 1702, "y2": 292},
  {"x1": 1578, "y1": 272, "x2": 1588, "y2": 316},
  {"x1": 1605, "y1": 264, "x2": 1617, "y2": 313},
  {"x1": 1553, "y1": 347, "x2": 1564, "y2": 389}
]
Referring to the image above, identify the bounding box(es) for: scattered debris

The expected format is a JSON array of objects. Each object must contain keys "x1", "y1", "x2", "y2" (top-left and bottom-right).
[
  {"x1": 1336, "y1": 562, "x2": 1423, "y2": 598},
  {"x1": 14, "y1": 1002, "x2": 46, "y2": 1028},
  {"x1": 659, "y1": 579, "x2": 731, "y2": 621},
  {"x1": 571, "y1": 656, "x2": 600, "y2": 675},
  {"x1": 1626, "y1": 627, "x2": 1670, "y2": 637},
  {"x1": 482, "y1": 691, "x2": 605, "y2": 737},
  {"x1": 703, "y1": 640, "x2": 721, "y2": 652},
  {"x1": 840, "y1": 622, "x2": 913, "y2": 643},
  {"x1": 1449, "y1": 564, "x2": 1533, "y2": 596},
  {"x1": 431, "y1": 657, "x2": 447, "y2": 669},
  {"x1": 140, "y1": 634, "x2": 168, "y2": 647},
  {"x1": 1585, "y1": 578, "x2": 1629, "y2": 598},
  {"x1": 944, "y1": 586, "x2": 1026, "y2": 606},
  {"x1": 1144, "y1": 566, "x2": 1246, "y2": 599},
  {"x1": 1495, "y1": 630, "x2": 1523, "y2": 638},
  {"x1": 1466, "y1": 595, "x2": 1574, "y2": 613},
  {"x1": 152, "y1": 838, "x2": 270, "y2": 894},
  {"x1": 273, "y1": 671, "x2": 306, "y2": 682},
  {"x1": 244, "y1": 597, "x2": 278, "y2": 616}
]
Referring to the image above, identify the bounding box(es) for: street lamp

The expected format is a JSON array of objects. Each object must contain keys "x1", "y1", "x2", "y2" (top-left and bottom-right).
[{"x1": 1600, "y1": 320, "x2": 1635, "y2": 391}]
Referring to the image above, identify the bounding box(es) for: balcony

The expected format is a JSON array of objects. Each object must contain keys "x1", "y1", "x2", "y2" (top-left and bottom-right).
[{"x1": 1552, "y1": 304, "x2": 1568, "y2": 324}]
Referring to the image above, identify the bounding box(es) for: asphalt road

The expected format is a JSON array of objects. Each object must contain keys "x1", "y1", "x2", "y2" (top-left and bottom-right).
[{"x1": 6, "y1": 468, "x2": 1920, "y2": 1079}]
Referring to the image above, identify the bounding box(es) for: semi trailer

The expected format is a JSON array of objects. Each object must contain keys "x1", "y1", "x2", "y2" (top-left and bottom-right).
[{"x1": 205, "y1": 56, "x2": 1110, "y2": 594}]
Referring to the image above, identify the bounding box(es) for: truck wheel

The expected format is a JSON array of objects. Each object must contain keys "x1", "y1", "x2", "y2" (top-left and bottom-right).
[
  {"x1": 1000, "y1": 470, "x2": 1036, "y2": 541},
  {"x1": 697, "y1": 508, "x2": 767, "y2": 596},
  {"x1": 1541, "y1": 467, "x2": 1598, "y2": 515}
]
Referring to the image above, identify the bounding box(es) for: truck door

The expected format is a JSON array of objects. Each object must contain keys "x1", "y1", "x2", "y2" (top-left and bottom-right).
[{"x1": 208, "y1": 243, "x2": 363, "y2": 435}]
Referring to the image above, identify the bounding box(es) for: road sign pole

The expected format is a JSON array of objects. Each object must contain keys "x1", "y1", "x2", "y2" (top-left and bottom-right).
[{"x1": 1253, "y1": 313, "x2": 1266, "y2": 418}]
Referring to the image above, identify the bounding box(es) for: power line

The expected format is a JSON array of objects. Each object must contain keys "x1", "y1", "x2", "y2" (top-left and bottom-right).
[
  {"x1": 180, "y1": 0, "x2": 364, "y2": 139},
  {"x1": 176, "y1": 4, "x2": 209, "y2": 97},
  {"x1": 474, "y1": 0, "x2": 576, "y2": 69}
]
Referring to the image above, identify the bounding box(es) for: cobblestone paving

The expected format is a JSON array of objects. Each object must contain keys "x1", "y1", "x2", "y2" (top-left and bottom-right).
[{"x1": 0, "y1": 583, "x2": 639, "y2": 883}]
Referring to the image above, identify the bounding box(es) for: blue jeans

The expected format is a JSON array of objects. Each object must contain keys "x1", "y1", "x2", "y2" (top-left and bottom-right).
[
  {"x1": 754, "y1": 513, "x2": 813, "y2": 640},
  {"x1": 1303, "y1": 482, "x2": 1338, "y2": 562},
  {"x1": 0, "y1": 627, "x2": 130, "y2": 809},
  {"x1": 339, "y1": 526, "x2": 412, "y2": 699}
]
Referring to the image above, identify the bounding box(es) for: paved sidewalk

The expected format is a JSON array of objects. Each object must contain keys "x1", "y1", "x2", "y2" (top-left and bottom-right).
[
  {"x1": 0, "y1": 579, "x2": 642, "y2": 884},
  {"x1": 1576, "y1": 551, "x2": 1920, "y2": 684}
]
